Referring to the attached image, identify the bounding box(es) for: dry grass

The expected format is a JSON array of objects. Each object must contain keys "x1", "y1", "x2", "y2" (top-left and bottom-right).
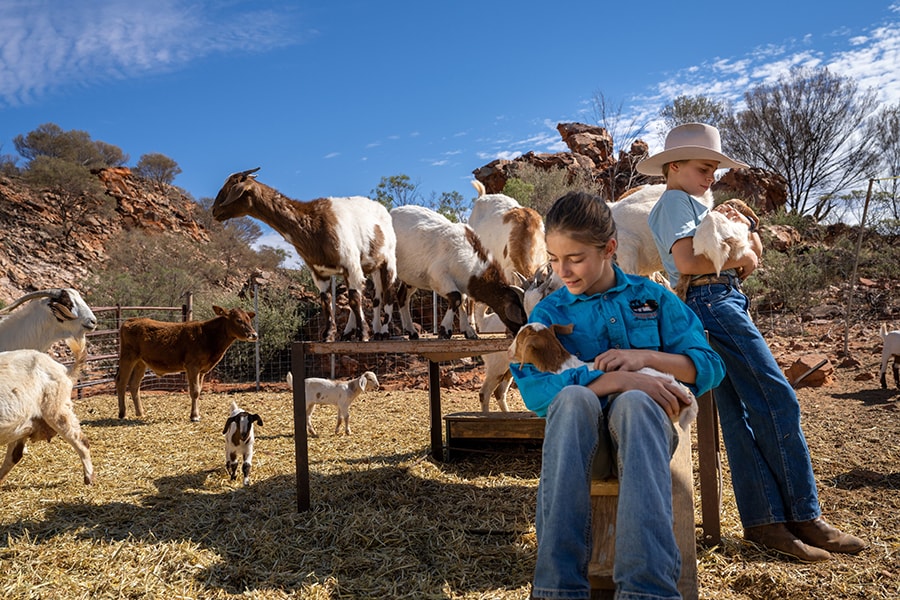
[{"x1": 0, "y1": 354, "x2": 898, "y2": 599}]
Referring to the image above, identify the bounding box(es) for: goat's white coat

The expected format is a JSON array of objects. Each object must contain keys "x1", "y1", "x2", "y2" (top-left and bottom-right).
[
  {"x1": 288, "y1": 371, "x2": 379, "y2": 436},
  {"x1": 222, "y1": 401, "x2": 262, "y2": 486},
  {"x1": 0, "y1": 288, "x2": 97, "y2": 353},
  {"x1": 508, "y1": 322, "x2": 698, "y2": 429},
  {"x1": 0, "y1": 345, "x2": 93, "y2": 485},
  {"x1": 879, "y1": 323, "x2": 900, "y2": 389},
  {"x1": 611, "y1": 184, "x2": 713, "y2": 277},
  {"x1": 390, "y1": 204, "x2": 526, "y2": 339}
]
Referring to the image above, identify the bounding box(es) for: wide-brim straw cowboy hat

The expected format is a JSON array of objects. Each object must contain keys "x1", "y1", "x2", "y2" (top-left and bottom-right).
[{"x1": 636, "y1": 122, "x2": 749, "y2": 176}]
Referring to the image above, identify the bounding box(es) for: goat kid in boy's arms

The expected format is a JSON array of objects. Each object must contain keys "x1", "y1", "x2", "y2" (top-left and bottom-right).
[{"x1": 509, "y1": 322, "x2": 697, "y2": 428}]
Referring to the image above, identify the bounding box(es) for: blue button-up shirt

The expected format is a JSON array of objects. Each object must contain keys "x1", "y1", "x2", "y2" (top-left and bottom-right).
[{"x1": 510, "y1": 264, "x2": 725, "y2": 417}]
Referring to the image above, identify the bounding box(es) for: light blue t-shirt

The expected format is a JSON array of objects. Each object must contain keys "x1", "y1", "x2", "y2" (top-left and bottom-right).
[
  {"x1": 510, "y1": 264, "x2": 725, "y2": 417},
  {"x1": 647, "y1": 189, "x2": 712, "y2": 289}
]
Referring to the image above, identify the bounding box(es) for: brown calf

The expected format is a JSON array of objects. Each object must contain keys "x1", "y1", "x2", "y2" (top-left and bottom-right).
[{"x1": 116, "y1": 306, "x2": 258, "y2": 422}]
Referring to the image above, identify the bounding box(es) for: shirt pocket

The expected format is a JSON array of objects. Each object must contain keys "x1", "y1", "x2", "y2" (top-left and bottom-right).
[{"x1": 627, "y1": 320, "x2": 662, "y2": 350}]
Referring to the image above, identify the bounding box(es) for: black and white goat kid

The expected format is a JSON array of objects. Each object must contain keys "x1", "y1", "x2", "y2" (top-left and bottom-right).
[{"x1": 222, "y1": 401, "x2": 263, "y2": 485}]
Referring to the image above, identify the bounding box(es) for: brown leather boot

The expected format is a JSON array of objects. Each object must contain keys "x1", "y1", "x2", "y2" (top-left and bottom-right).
[
  {"x1": 744, "y1": 523, "x2": 832, "y2": 562},
  {"x1": 788, "y1": 517, "x2": 868, "y2": 554}
]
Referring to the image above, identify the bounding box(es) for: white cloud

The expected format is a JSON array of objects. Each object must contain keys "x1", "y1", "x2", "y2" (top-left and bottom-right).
[{"x1": 0, "y1": 0, "x2": 304, "y2": 106}]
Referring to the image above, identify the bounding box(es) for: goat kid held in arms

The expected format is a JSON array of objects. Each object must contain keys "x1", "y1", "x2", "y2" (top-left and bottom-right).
[
  {"x1": 510, "y1": 190, "x2": 724, "y2": 599},
  {"x1": 642, "y1": 122, "x2": 867, "y2": 562}
]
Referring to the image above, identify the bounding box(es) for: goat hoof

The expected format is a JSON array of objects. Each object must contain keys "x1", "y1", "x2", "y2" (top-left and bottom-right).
[{"x1": 191, "y1": 416, "x2": 201, "y2": 422}]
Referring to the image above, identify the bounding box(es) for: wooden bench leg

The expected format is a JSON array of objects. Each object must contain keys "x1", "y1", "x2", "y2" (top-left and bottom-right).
[{"x1": 696, "y1": 388, "x2": 722, "y2": 546}]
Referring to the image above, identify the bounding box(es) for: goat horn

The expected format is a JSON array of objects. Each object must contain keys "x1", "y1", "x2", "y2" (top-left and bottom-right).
[
  {"x1": 0, "y1": 289, "x2": 62, "y2": 314},
  {"x1": 237, "y1": 167, "x2": 261, "y2": 177}
]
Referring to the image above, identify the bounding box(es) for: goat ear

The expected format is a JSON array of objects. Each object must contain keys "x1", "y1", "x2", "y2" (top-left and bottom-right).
[
  {"x1": 223, "y1": 415, "x2": 238, "y2": 434},
  {"x1": 250, "y1": 414, "x2": 263, "y2": 427}
]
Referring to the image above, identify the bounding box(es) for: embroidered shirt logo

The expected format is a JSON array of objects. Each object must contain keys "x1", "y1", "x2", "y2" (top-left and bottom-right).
[{"x1": 629, "y1": 299, "x2": 659, "y2": 319}]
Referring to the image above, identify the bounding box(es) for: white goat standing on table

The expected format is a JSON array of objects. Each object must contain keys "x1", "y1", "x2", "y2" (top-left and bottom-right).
[
  {"x1": 0, "y1": 340, "x2": 94, "y2": 486},
  {"x1": 222, "y1": 401, "x2": 263, "y2": 486},
  {"x1": 508, "y1": 322, "x2": 698, "y2": 429},
  {"x1": 391, "y1": 204, "x2": 527, "y2": 339},
  {"x1": 880, "y1": 323, "x2": 900, "y2": 390},
  {"x1": 287, "y1": 371, "x2": 379, "y2": 436},
  {"x1": 0, "y1": 288, "x2": 98, "y2": 352}
]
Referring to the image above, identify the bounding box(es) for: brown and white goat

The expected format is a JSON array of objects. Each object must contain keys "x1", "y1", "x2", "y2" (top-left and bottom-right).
[
  {"x1": 223, "y1": 401, "x2": 263, "y2": 486},
  {"x1": 213, "y1": 168, "x2": 397, "y2": 342},
  {"x1": 0, "y1": 341, "x2": 94, "y2": 486},
  {"x1": 673, "y1": 199, "x2": 759, "y2": 299},
  {"x1": 391, "y1": 204, "x2": 526, "y2": 339},
  {"x1": 116, "y1": 306, "x2": 258, "y2": 422},
  {"x1": 508, "y1": 322, "x2": 698, "y2": 428}
]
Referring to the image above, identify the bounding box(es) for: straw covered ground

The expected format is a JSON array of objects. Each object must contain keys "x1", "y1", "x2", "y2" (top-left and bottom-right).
[{"x1": 0, "y1": 323, "x2": 898, "y2": 599}]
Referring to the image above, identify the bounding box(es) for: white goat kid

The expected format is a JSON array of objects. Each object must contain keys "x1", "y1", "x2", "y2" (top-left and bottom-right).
[
  {"x1": 0, "y1": 340, "x2": 94, "y2": 486},
  {"x1": 222, "y1": 401, "x2": 263, "y2": 486},
  {"x1": 879, "y1": 323, "x2": 900, "y2": 390},
  {"x1": 0, "y1": 288, "x2": 97, "y2": 352},
  {"x1": 508, "y1": 322, "x2": 698, "y2": 429},
  {"x1": 213, "y1": 168, "x2": 397, "y2": 342},
  {"x1": 288, "y1": 371, "x2": 379, "y2": 436},
  {"x1": 673, "y1": 199, "x2": 758, "y2": 299},
  {"x1": 391, "y1": 204, "x2": 526, "y2": 339}
]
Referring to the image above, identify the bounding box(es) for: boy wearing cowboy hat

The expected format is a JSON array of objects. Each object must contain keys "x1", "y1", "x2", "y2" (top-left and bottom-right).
[{"x1": 640, "y1": 123, "x2": 866, "y2": 563}]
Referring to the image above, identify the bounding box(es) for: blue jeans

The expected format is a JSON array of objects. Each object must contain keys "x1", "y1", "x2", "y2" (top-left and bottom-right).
[
  {"x1": 532, "y1": 386, "x2": 682, "y2": 600},
  {"x1": 685, "y1": 279, "x2": 821, "y2": 527}
]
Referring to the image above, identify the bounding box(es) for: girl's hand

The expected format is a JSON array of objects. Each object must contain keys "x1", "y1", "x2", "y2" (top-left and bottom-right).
[
  {"x1": 593, "y1": 348, "x2": 648, "y2": 372},
  {"x1": 607, "y1": 370, "x2": 688, "y2": 420}
]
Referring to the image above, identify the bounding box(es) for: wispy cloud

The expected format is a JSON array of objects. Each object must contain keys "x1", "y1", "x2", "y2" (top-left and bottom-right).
[{"x1": 0, "y1": 0, "x2": 304, "y2": 107}]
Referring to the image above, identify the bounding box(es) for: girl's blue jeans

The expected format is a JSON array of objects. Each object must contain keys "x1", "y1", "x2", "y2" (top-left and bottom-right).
[
  {"x1": 532, "y1": 385, "x2": 682, "y2": 600},
  {"x1": 685, "y1": 279, "x2": 821, "y2": 527}
]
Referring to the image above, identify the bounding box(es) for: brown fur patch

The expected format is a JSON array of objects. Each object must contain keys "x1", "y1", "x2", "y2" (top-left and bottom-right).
[{"x1": 503, "y1": 207, "x2": 545, "y2": 277}]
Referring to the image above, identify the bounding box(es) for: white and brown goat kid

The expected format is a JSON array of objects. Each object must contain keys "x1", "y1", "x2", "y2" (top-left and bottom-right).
[
  {"x1": 222, "y1": 401, "x2": 263, "y2": 486},
  {"x1": 508, "y1": 322, "x2": 698, "y2": 429}
]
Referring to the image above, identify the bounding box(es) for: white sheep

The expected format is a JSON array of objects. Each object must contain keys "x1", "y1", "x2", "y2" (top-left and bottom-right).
[
  {"x1": 508, "y1": 322, "x2": 698, "y2": 429},
  {"x1": 610, "y1": 184, "x2": 713, "y2": 279},
  {"x1": 222, "y1": 401, "x2": 263, "y2": 486},
  {"x1": 390, "y1": 204, "x2": 526, "y2": 339},
  {"x1": 213, "y1": 168, "x2": 397, "y2": 342},
  {"x1": 0, "y1": 288, "x2": 98, "y2": 352},
  {"x1": 287, "y1": 370, "x2": 379, "y2": 436},
  {"x1": 879, "y1": 323, "x2": 900, "y2": 390},
  {"x1": 673, "y1": 199, "x2": 758, "y2": 299},
  {"x1": 0, "y1": 340, "x2": 94, "y2": 486}
]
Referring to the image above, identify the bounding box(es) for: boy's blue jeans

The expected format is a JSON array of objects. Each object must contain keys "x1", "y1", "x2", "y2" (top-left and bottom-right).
[
  {"x1": 532, "y1": 386, "x2": 682, "y2": 600},
  {"x1": 685, "y1": 280, "x2": 821, "y2": 527}
]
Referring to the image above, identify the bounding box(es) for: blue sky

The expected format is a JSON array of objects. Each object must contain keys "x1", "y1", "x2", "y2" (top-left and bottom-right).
[{"x1": 3, "y1": 1, "x2": 900, "y2": 267}]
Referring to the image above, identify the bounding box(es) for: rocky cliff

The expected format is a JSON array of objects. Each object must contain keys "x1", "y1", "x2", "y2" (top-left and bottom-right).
[{"x1": 0, "y1": 168, "x2": 210, "y2": 303}]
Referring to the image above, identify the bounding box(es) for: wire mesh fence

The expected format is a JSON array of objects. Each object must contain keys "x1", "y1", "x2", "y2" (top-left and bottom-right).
[{"x1": 74, "y1": 285, "x2": 488, "y2": 399}]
